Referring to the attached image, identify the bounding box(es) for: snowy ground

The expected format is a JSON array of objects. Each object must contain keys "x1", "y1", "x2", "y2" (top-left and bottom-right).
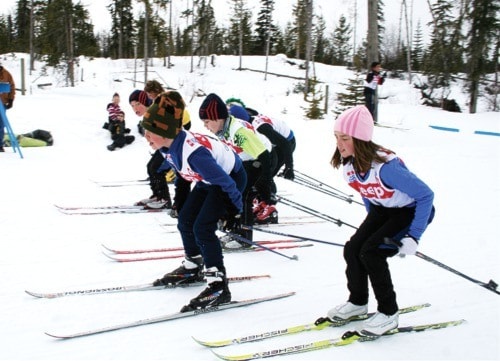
[{"x1": 1, "y1": 53, "x2": 499, "y2": 360}]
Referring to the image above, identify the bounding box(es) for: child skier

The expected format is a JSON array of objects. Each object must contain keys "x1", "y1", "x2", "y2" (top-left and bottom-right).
[
  {"x1": 142, "y1": 92, "x2": 246, "y2": 312},
  {"x1": 200, "y1": 93, "x2": 275, "y2": 248},
  {"x1": 328, "y1": 105, "x2": 435, "y2": 336}
]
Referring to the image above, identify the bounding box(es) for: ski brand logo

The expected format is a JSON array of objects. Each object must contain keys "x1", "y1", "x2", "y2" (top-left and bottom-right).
[
  {"x1": 194, "y1": 306, "x2": 220, "y2": 315},
  {"x1": 350, "y1": 181, "x2": 394, "y2": 199}
]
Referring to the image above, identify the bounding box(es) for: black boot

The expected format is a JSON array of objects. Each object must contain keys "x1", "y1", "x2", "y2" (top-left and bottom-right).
[
  {"x1": 153, "y1": 255, "x2": 204, "y2": 286},
  {"x1": 180, "y1": 266, "x2": 231, "y2": 312}
]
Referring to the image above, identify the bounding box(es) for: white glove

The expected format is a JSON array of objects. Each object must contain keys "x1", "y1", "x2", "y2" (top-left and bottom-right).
[{"x1": 398, "y1": 236, "x2": 418, "y2": 257}]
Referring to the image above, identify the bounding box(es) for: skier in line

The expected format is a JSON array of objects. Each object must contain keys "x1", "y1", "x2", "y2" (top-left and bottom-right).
[
  {"x1": 142, "y1": 92, "x2": 246, "y2": 312},
  {"x1": 142, "y1": 80, "x2": 193, "y2": 216},
  {"x1": 227, "y1": 100, "x2": 296, "y2": 220},
  {"x1": 128, "y1": 89, "x2": 173, "y2": 209},
  {"x1": 328, "y1": 105, "x2": 435, "y2": 336},
  {"x1": 200, "y1": 93, "x2": 275, "y2": 248}
]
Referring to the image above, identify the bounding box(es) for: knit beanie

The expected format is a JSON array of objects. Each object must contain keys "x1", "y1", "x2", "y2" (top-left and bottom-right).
[
  {"x1": 129, "y1": 90, "x2": 152, "y2": 107},
  {"x1": 226, "y1": 97, "x2": 246, "y2": 109},
  {"x1": 229, "y1": 104, "x2": 250, "y2": 122},
  {"x1": 141, "y1": 93, "x2": 183, "y2": 139},
  {"x1": 334, "y1": 105, "x2": 374, "y2": 142},
  {"x1": 199, "y1": 93, "x2": 228, "y2": 120}
]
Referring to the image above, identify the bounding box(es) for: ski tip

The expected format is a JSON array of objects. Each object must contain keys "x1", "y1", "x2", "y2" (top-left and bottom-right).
[
  {"x1": 211, "y1": 349, "x2": 252, "y2": 361},
  {"x1": 25, "y1": 290, "x2": 45, "y2": 298},
  {"x1": 45, "y1": 332, "x2": 69, "y2": 340},
  {"x1": 191, "y1": 335, "x2": 231, "y2": 348},
  {"x1": 101, "y1": 244, "x2": 114, "y2": 253}
]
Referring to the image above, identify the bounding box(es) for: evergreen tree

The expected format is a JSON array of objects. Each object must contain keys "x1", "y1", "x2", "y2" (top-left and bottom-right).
[
  {"x1": 193, "y1": 0, "x2": 217, "y2": 58},
  {"x1": 411, "y1": 21, "x2": 425, "y2": 72},
  {"x1": 14, "y1": 0, "x2": 30, "y2": 52},
  {"x1": 465, "y1": 0, "x2": 499, "y2": 113},
  {"x1": 423, "y1": 0, "x2": 458, "y2": 88},
  {"x1": 72, "y1": 3, "x2": 99, "y2": 58},
  {"x1": 377, "y1": 0, "x2": 385, "y2": 53},
  {"x1": 0, "y1": 15, "x2": 13, "y2": 53},
  {"x1": 227, "y1": 0, "x2": 253, "y2": 57},
  {"x1": 330, "y1": 14, "x2": 352, "y2": 66},
  {"x1": 304, "y1": 76, "x2": 324, "y2": 119},
  {"x1": 254, "y1": 0, "x2": 279, "y2": 55},
  {"x1": 281, "y1": 21, "x2": 296, "y2": 58},
  {"x1": 420, "y1": 0, "x2": 470, "y2": 111},
  {"x1": 292, "y1": 0, "x2": 308, "y2": 59},
  {"x1": 271, "y1": 26, "x2": 285, "y2": 55},
  {"x1": 333, "y1": 71, "x2": 365, "y2": 115},
  {"x1": 313, "y1": 15, "x2": 328, "y2": 64},
  {"x1": 150, "y1": 6, "x2": 169, "y2": 60},
  {"x1": 107, "y1": 0, "x2": 135, "y2": 59}
]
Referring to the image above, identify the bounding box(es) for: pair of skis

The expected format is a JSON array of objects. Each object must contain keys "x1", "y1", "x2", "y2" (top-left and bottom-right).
[
  {"x1": 54, "y1": 204, "x2": 167, "y2": 215},
  {"x1": 192, "y1": 303, "x2": 465, "y2": 360},
  {"x1": 102, "y1": 240, "x2": 313, "y2": 263},
  {"x1": 26, "y1": 272, "x2": 296, "y2": 339}
]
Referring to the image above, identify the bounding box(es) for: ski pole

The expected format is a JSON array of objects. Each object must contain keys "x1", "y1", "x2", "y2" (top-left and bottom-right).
[
  {"x1": 294, "y1": 169, "x2": 354, "y2": 197},
  {"x1": 384, "y1": 238, "x2": 499, "y2": 296},
  {"x1": 292, "y1": 176, "x2": 364, "y2": 205},
  {"x1": 222, "y1": 231, "x2": 299, "y2": 261},
  {"x1": 243, "y1": 225, "x2": 344, "y2": 248},
  {"x1": 277, "y1": 196, "x2": 358, "y2": 229},
  {"x1": 415, "y1": 252, "x2": 499, "y2": 295}
]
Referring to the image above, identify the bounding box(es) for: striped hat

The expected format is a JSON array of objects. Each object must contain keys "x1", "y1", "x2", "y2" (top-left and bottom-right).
[
  {"x1": 334, "y1": 105, "x2": 374, "y2": 142},
  {"x1": 129, "y1": 90, "x2": 152, "y2": 106},
  {"x1": 199, "y1": 93, "x2": 228, "y2": 120}
]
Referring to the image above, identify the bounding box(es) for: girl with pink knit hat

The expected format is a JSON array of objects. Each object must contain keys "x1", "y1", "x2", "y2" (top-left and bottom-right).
[{"x1": 327, "y1": 105, "x2": 435, "y2": 336}]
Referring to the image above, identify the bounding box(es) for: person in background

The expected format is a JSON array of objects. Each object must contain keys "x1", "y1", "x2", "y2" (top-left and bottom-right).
[
  {"x1": 106, "y1": 110, "x2": 135, "y2": 151},
  {"x1": 128, "y1": 89, "x2": 172, "y2": 209},
  {"x1": 200, "y1": 93, "x2": 275, "y2": 248},
  {"x1": 363, "y1": 61, "x2": 386, "y2": 122},
  {"x1": 106, "y1": 93, "x2": 122, "y2": 123},
  {"x1": 0, "y1": 64, "x2": 16, "y2": 152},
  {"x1": 142, "y1": 93, "x2": 246, "y2": 312},
  {"x1": 328, "y1": 105, "x2": 435, "y2": 336}
]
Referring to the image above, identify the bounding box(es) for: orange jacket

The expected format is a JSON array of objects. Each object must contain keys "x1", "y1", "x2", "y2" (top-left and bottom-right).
[{"x1": 0, "y1": 66, "x2": 16, "y2": 106}]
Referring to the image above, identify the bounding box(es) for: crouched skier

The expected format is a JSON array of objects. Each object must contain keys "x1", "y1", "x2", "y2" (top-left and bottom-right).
[{"x1": 141, "y1": 92, "x2": 246, "y2": 312}]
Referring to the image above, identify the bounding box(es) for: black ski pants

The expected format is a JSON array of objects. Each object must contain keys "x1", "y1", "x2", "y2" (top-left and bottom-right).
[{"x1": 344, "y1": 204, "x2": 415, "y2": 315}]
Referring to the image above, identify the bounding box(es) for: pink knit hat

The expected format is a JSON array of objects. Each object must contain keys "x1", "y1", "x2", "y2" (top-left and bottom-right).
[{"x1": 334, "y1": 105, "x2": 374, "y2": 141}]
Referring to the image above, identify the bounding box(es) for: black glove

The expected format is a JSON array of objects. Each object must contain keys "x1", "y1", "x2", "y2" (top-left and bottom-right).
[
  {"x1": 282, "y1": 167, "x2": 295, "y2": 180},
  {"x1": 5, "y1": 98, "x2": 13, "y2": 109},
  {"x1": 382, "y1": 72, "x2": 387, "y2": 78},
  {"x1": 102, "y1": 122, "x2": 109, "y2": 130},
  {"x1": 169, "y1": 204, "x2": 178, "y2": 219},
  {"x1": 124, "y1": 128, "x2": 131, "y2": 134},
  {"x1": 222, "y1": 213, "x2": 242, "y2": 233}
]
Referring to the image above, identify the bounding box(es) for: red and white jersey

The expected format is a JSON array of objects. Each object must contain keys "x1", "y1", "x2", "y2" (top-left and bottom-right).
[
  {"x1": 343, "y1": 152, "x2": 414, "y2": 208},
  {"x1": 166, "y1": 131, "x2": 236, "y2": 183},
  {"x1": 252, "y1": 114, "x2": 293, "y2": 140}
]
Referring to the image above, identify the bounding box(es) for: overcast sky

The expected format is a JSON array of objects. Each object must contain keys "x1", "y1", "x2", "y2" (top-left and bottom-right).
[{"x1": 3, "y1": 0, "x2": 432, "y2": 44}]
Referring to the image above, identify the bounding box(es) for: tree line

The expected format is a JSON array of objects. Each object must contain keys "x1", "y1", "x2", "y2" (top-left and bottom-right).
[{"x1": 0, "y1": 0, "x2": 498, "y2": 112}]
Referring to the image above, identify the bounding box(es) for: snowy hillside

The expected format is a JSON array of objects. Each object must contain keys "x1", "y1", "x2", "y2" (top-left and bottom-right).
[{"x1": 0, "y1": 53, "x2": 499, "y2": 360}]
